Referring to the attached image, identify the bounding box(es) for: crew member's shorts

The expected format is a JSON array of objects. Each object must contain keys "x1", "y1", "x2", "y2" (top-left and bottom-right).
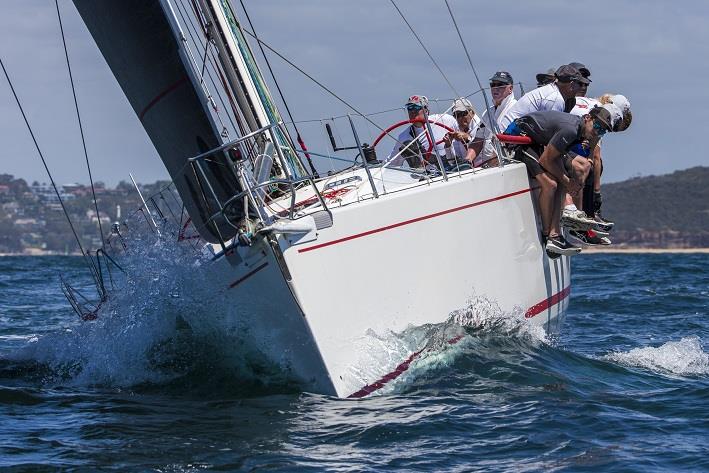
[
  {"x1": 507, "y1": 119, "x2": 578, "y2": 179},
  {"x1": 514, "y1": 146, "x2": 545, "y2": 177}
]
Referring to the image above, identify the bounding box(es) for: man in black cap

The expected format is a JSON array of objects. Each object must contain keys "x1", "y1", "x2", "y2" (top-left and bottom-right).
[
  {"x1": 569, "y1": 61, "x2": 592, "y2": 98},
  {"x1": 535, "y1": 67, "x2": 556, "y2": 88},
  {"x1": 504, "y1": 107, "x2": 614, "y2": 257},
  {"x1": 469, "y1": 71, "x2": 518, "y2": 166}
]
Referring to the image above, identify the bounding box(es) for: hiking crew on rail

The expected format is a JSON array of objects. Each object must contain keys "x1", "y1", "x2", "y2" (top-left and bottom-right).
[{"x1": 386, "y1": 63, "x2": 632, "y2": 257}]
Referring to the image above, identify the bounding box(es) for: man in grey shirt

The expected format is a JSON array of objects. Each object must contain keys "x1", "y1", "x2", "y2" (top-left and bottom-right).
[{"x1": 504, "y1": 107, "x2": 613, "y2": 257}]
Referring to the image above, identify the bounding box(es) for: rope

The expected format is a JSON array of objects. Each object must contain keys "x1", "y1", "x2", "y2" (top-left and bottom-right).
[
  {"x1": 0, "y1": 55, "x2": 100, "y2": 290},
  {"x1": 389, "y1": 0, "x2": 460, "y2": 98},
  {"x1": 55, "y1": 0, "x2": 105, "y2": 247},
  {"x1": 238, "y1": 0, "x2": 318, "y2": 177}
]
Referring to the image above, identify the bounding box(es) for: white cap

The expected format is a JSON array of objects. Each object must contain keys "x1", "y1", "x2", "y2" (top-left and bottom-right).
[
  {"x1": 406, "y1": 95, "x2": 429, "y2": 108},
  {"x1": 611, "y1": 94, "x2": 631, "y2": 112},
  {"x1": 452, "y1": 97, "x2": 474, "y2": 113},
  {"x1": 602, "y1": 103, "x2": 623, "y2": 130}
]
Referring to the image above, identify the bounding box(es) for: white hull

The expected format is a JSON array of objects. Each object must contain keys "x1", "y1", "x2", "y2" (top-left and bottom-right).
[{"x1": 206, "y1": 163, "x2": 571, "y2": 397}]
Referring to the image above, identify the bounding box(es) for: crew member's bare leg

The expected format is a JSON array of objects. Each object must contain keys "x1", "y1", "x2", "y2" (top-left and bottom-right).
[
  {"x1": 593, "y1": 151, "x2": 602, "y2": 193},
  {"x1": 570, "y1": 157, "x2": 592, "y2": 209},
  {"x1": 551, "y1": 182, "x2": 565, "y2": 236},
  {"x1": 536, "y1": 172, "x2": 558, "y2": 236}
]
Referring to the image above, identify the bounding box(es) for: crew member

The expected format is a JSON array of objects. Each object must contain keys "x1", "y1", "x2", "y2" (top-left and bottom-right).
[{"x1": 504, "y1": 107, "x2": 615, "y2": 257}]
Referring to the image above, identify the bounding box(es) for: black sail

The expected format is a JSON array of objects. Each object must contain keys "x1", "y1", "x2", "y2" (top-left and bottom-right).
[{"x1": 73, "y1": 0, "x2": 241, "y2": 243}]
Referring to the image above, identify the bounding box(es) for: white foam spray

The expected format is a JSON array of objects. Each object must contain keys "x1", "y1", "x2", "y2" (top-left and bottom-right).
[
  {"x1": 342, "y1": 294, "x2": 550, "y2": 396},
  {"x1": 9, "y1": 219, "x2": 288, "y2": 391},
  {"x1": 603, "y1": 336, "x2": 709, "y2": 376}
]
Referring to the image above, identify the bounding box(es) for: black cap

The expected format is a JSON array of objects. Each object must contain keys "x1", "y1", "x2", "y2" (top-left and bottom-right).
[
  {"x1": 569, "y1": 61, "x2": 591, "y2": 78},
  {"x1": 489, "y1": 71, "x2": 513, "y2": 85},
  {"x1": 536, "y1": 67, "x2": 555, "y2": 86},
  {"x1": 555, "y1": 64, "x2": 591, "y2": 85},
  {"x1": 589, "y1": 106, "x2": 613, "y2": 132}
]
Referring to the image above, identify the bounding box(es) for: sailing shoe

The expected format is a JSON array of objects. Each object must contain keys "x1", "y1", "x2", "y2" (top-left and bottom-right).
[
  {"x1": 568, "y1": 229, "x2": 612, "y2": 246},
  {"x1": 545, "y1": 234, "x2": 582, "y2": 256},
  {"x1": 588, "y1": 226, "x2": 610, "y2": 238},
  {"x1": 545, "y1": 249, "x2": 562, "y2": 259},
  {"x1": 593, "y1": 212, "x2": 615, "y2": 232},
  {"x1": 561, "y1": 209, "x2": 597, "y2": 231}
]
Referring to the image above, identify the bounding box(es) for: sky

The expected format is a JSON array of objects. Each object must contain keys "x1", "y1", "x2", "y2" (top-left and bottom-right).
[{"x1": 0, "y1": 0, "x2": 707, "y2": 186}]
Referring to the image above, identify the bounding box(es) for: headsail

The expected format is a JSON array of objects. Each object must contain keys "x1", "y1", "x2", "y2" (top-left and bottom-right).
[{"x1": 72, "y1": 0, "x2": 307, "y2": 243}]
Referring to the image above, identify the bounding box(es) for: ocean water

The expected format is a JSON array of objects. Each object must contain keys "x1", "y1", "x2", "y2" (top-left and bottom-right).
[{"x1": 1, "y1": 253, "x2": 708, "y2": 472}]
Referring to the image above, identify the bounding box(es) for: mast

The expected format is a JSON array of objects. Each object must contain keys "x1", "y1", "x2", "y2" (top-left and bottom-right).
[{"x1": 197, "y1": 0, "x2": 307, "y2": 178}]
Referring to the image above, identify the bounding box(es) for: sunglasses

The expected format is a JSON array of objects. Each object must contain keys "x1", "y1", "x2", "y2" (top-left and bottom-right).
[
  {"x1": 454, "y1": 111, "x2": 469, "y2": 119},
  {"x1": 593, "y1": 120, "x2": 607, "y2": 136},
  {"x1": 489, "y1": 82, "x2": 508, "y2": 88},
  {"x1": 406, "y1": 104, "x2": 423, "y2": 112}
]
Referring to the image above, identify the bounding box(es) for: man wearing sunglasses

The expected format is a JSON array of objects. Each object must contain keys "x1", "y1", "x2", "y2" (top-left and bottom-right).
[
  {"x1": 469, "y1": 71, "x2": 518, "y2": 167},
  {"x1": 503, "y1": 107, "x2": 615, "y2": 257},
  {"x1": 500, "y1": 64, "x2": 588, "y2": 130},
  {"x1": 561, "y1": 62, "x2": 606, "y2": 240},
  {"x1": 387, "y1": 95, "x2": 457, "y2": 168},
  {"x1": 442, "y1": 97, "x2": 482, "y2": 166}
]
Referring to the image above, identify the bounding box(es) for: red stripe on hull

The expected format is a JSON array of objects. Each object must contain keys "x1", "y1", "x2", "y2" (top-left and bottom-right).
[
  {"x1": 347, "y1": 286, "x2": 570, "y2": 398},
  {"x1": 298, "y1": 188, "x2": 532, "y2": 253},
  {"x1": 524, "y1": 286, "x2": 571, "y2": 319}
]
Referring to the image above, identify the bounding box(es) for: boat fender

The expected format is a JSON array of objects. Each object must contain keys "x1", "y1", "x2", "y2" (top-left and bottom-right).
[{"x1": 259, "y1": 215, "x2": 318, "y2": 244}]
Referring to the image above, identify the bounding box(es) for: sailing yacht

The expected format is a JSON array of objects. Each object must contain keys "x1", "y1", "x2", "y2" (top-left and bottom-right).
[{"x1": 71, "y1": 0, "x2": 571, "y2": 398}]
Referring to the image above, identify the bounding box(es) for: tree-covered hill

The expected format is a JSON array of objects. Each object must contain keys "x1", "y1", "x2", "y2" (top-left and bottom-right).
[{"x1": 603, "y1": 166, "x2": 709, "y2": 247}]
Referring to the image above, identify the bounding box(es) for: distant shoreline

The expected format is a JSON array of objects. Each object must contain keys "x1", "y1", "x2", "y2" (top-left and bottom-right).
[
  {"x1": 2, "y1": 248, "x2": 709, "y2": 257},
  {"x1": 582, "y1": 248, "x2": 709, "y2": 254}
]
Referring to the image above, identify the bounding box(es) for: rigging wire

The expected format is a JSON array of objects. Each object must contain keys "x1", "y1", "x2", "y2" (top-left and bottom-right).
[
  {"x1": 237, "y1": 0, "x2": 318, "y2": 177},
  {"x1": 443, "y1": 0, "x2": 497, "y2": 133},
  {"x1": 0, "y1": 55, "x2": 100, "y2": 293},
  {"x1": 239, "y1": 28, "x2": 402, "y2": 145},
  {"x1": 389, "y1": 0, "x2": 460, "y2": 99},
  {"x1": 174, "y1": 0, "x2": 240, "y2": 135},
  {"x1": 168, "y1": 0, "x2": 230, "y2": 134},
  {"x1": 54, "y1": 0, "x2": 105, "y2": 247}
]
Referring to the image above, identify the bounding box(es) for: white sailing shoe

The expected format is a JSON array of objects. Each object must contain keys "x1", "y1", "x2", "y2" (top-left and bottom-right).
[{"x1": 561, "y1": 209, "x2": 597, "y2": 231}]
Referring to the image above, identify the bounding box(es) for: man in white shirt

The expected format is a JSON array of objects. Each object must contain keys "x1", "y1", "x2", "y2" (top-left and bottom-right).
[
  {"x1": 442, "y1": 97, "x2": 482, "y2": 167},
  {"x1": 501, "y1": 64, "x2": 588, "y2": 129},
  {"x1": 387, "y1": 95, "x2": 457, "y2": 168},
  {"x1": 468, "y1": 71, "x2": 518, "y2": 167}
]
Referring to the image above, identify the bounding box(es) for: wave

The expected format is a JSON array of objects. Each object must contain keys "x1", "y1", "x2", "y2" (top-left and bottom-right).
[
  {"x1": 341, "y1": 295, "x2": 551, "y2": 396},
  {"x1": 1, "y1": 221, "x2": 298, "y2": 396},
  {"x1": 602, "y1": 336, "x2": 709, "y2": 376}
]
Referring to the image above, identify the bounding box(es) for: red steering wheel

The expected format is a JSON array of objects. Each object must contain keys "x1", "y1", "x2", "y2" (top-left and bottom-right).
[{"x1": 371, "y1": 119, "x2": 456, "y2": 159}]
